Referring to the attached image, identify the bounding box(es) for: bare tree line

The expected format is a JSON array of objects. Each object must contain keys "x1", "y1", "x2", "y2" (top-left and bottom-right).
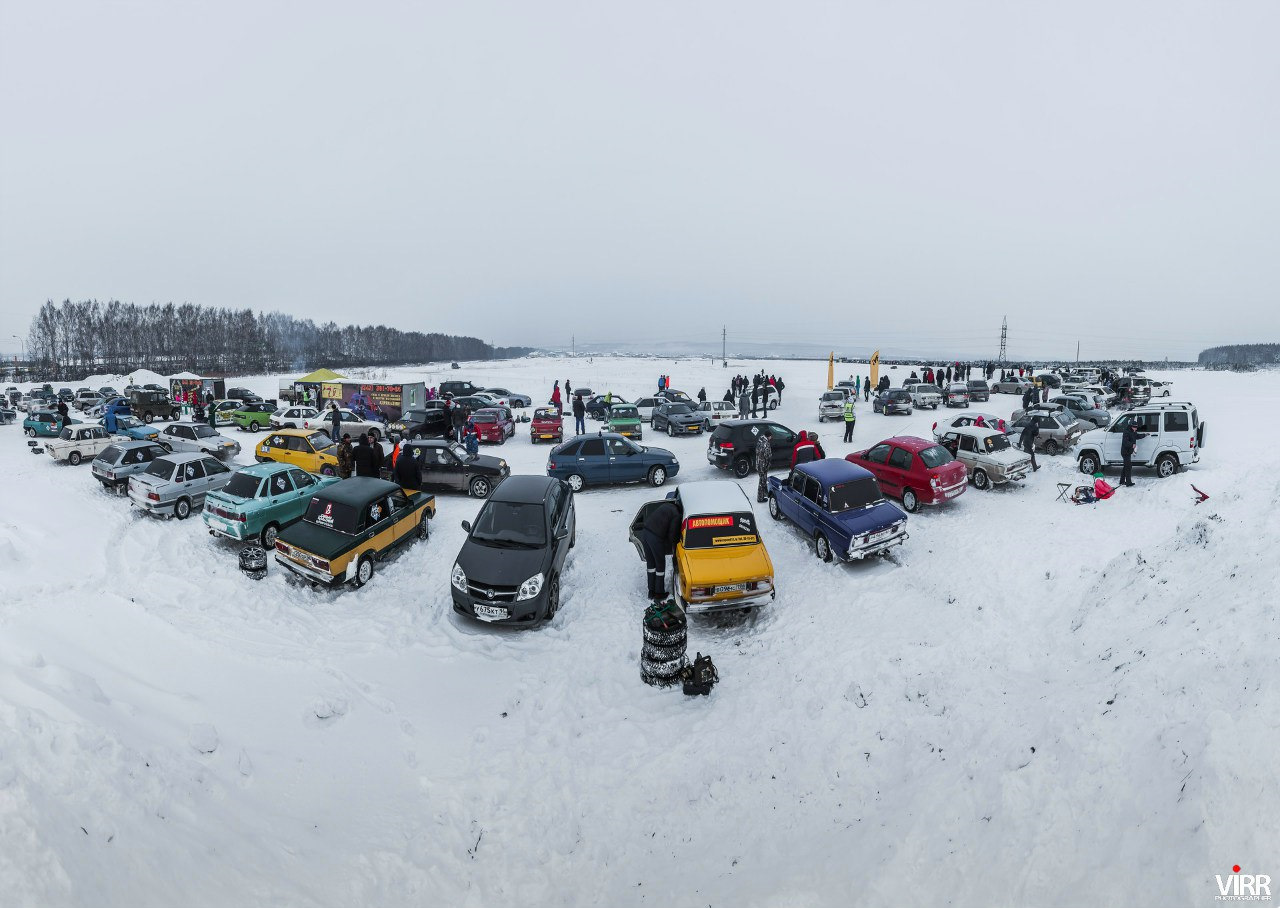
[{"x1": 24, "y1": 299, "x2": 527, "y2": 380}]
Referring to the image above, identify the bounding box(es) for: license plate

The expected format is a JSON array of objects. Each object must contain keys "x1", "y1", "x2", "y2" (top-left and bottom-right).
[
  {"x1": 540, "y1": 434, "x2": 554, "y2": 438},
  {"x1": 715, "y1": 583, "x2": 747, "y2": 594},
  {"x1": 474, "y1": 604, "x2": 508, "y2": 621},
  {"x1": 868, "y1": 529, "x2": 892, "y2": 543},
  {"x1": 945, "y1": 487, "x2": 963, "y2": 498}
]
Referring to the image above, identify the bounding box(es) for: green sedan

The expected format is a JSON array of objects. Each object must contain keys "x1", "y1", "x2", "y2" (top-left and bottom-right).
[
  {"x1": 228, "y1": 402, "x2": 277, "y2": 432},
  {"x1": 202, "y1": 462, "x2": 340, "y2": 547},
  {"x1": 606, "y1": 403, "x2": 643, "y2": 440}
]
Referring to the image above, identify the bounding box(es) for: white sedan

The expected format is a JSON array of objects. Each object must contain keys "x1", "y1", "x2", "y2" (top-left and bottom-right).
[
  {"x1": 46, "y1": 424, "x2": 122, "y2": 465},
  {"x1": 931, "y1": 411, "x2": 1008, "y2": 441},
  {"x1": 302, "y1": 407, "x2": 389, "y2": 441}
]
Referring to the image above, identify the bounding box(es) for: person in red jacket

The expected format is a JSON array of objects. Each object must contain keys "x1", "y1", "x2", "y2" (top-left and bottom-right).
[
  {"x1": 791, "y1": 431, "x2": 825, "y2": 467},
  {"x1": 550, "y1": 381, "x2": 562, "y2": 415}
]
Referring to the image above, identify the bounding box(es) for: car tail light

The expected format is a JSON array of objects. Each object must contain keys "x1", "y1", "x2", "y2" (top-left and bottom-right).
[
  {"x1": 718, "y1": 441, "x2": 734, "y2": 450},
  {"x1": 692, "y1": 587, "x2": 712, "y2": 597},
  {"x1": 147, "y1": 492, "x2": 160, "y2": 502},
  {"x1": 548, "y1": 461, "x2": 556, "y2": 469}
]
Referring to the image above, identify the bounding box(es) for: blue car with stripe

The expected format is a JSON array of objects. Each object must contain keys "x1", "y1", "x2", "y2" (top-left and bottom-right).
[{"x1": 766, "y1": 459, "x2": 908, "y2": 562}]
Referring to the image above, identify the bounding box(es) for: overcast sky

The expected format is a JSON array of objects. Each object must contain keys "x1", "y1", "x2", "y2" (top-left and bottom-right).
[{"x1": 2, "y1": 1, "x2": 1277, "y2": 361}]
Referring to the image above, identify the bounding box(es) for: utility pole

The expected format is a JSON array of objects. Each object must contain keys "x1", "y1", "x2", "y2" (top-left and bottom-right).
[
  {"x1": 571, "y1": 334, "x2": 575, "y2": 357},
  {"x1": 997, "y1": 317, "x2": 1007, "y2": 364},
  {"x1": 1076, "y1": 340, "x2": 1080, "y2": 366},
  {"x1": 722, "y1": 326, "x2": 726, "y2": 364}
]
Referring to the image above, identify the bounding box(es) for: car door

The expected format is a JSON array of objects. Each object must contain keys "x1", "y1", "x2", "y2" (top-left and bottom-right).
[
  {"x1": 1131, "y1": 412, "x2": 1160, "y2": 462},
  {"x1": 576, "y1": 437, "x2": 609, "y2": 483},
  {"x1": 957, "y1": 433, "x2": 979, "y2": 472},
  {"x1": 362, "y1": 496, "x2": 395, "y2": 551},
  {"x1": 416, "y1": 445, "x2": 452, "y2": 490},
  {"x1": 386, "y1": 488, "x2": 415, "y2": 544},
  {"x1": 607, "y1": 436, "x2": 645, "y2": 483},
  {"x1": 790, "y1": 471, "x2": 819, "y2": 534},
  {"x1": 859, "y1": 443, "x2": 894, "y2": 492},
  {"x1": 768, "y1": 424, "x2": 796, "y2": 467},
  {"x1": 198, "y1": 457, "x2": 231, "y2": 499},
  {"x1": 548, "y1": 482, "x2": 573, "y2": 572},
  {"x1": 886, "y1": 446, "x2": 914, "y2": 495}
]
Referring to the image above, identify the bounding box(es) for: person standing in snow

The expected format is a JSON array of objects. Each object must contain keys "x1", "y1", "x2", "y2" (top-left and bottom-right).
[
  {"x1": 1119, "y1": 420, "x2": 1147, "y2": 487},
  {"x1": 755, "y1": 430, "x2": 772, "y2": 502},
  {"x1": 842, "y1": 396, "x2": 856, "y2": 443},
  {"x1": 393, "y1": 442, "x2": 422, "y2": 490},
  {"x1": 697, "y1": 387, "x2": 706, "y2": 404},
  {"x1": 738, "y1": 388, "x2": 750, "y2": 419},
  {"x1": 565, "y1": 380, "x2": 572, "y2": 399},
  {"x1": 571, "y1": 392, "x2": 586, "y2": 436},
  {"x1": 864, "y1": 379, "x2": 871, "y2": 401},
  {"x1": 1019, "y1": 419, "x2": 1040, "y2": 472},
  {"x1": 551, "y1": 381, "x2": 562, "y2": 416},
  {"x1": 855, "y1": 375, "x2": 861, "y2": 397},
  {"x1": 368, "y1": 431, "x2": 385, "y2": 478},
  {"x1": 640, "y1": 498, "x2": 681, "y2": 601},
  {"x1": 337, "y1": 434, "x2": 354, "y2": 479},
  {"x1": 791, "y1": 431, "x2": 819, "y2": 467},
  {"x1": 352, "y1": 434, "x2": 377, "y2": 477},
  {"x1": 774, "y1": 376, "x2": 785, "y2": 403},
  {"x1": 464, "y1": 423, "x2": 479, "y2": 456},
  {"x1": 328, "y1": 403, "x2": 342, "y2": 443}
]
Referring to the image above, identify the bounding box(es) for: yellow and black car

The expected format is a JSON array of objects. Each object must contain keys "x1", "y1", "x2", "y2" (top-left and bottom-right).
[{"x1": 274, "y1": 477, "x2": 435, "y2": 588}]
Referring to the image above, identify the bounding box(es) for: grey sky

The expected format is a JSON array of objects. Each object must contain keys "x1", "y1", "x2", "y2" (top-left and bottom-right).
[{"x1": 2, "y1": 1, "x2": 1277, "y2": 362}]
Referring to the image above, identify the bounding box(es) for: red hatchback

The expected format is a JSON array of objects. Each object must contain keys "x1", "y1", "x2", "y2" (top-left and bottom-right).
[
  {"x1": 471, "y1": 407, "x2": 514, "y2": 445},
  {"x1": 846, "y1": 435, "x2": 967, "y2": 512},
  {"x1": 530, "y1": 406, "x2": 563, "y2": 444}
]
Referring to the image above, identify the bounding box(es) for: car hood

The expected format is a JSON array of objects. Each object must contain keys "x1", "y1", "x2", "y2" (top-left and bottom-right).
[
  {"x1": 276, "y1": 521, "x2": 355, "y2": 561},
  {"x1": 834, "y1": 500, "x2": 907, "y2": 535},
  {"x1": 985, "y1": 449, "x2": 1032, "y2": 469},
  {"x1": 639, "y1": 446, "x2": 676, "y2": 461},
  {"x1": 676, "y1": 543, "x2": 773, "y2": 585},
  {"x1": 456, "y1": 540, "x2": 548, "y2": 586}
]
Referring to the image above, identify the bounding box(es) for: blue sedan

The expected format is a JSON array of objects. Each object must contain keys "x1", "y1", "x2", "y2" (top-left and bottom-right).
[
  {"x1": 766, "y1": 459, "x2": 908, "y2": 562},
  {"x1": 547, "y1": 432, "x2": 679, "y2": 492}
]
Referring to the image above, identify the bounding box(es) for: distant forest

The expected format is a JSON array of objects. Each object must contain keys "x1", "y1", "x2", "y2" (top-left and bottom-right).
[
  {"x1": 25, "y1": 299, "x2": 530, "y2": 379},
  {"x1": 1198, "y1": 343, "x2": 1280, "y2": 367}
]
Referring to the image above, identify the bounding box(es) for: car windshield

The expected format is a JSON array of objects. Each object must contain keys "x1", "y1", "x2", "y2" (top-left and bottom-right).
[
  {"x1": 983, "y1": 434, "x2": 1012, "y2": 453},
  {"x1": 472, "y1": 412, "x2": 497, "y2": 423},
  {"x1": 403, "y1": 411, "x2": 427, "y2": 423},
  {"x1": 682, "y1": 512, "x2": 758, "y2": 549},
  {"x1": 143, "y1": 460, "x2": 175, "y2": 480},
  {"x1": 612, "y1": 407, "x2": 638, "y2": 418},
  {"x1": 665, "y1": 404, "x2": 692, "y2": 415},
  {"x1": 192, "y1": 425, "x2": 218, "y2": 438},
  {"x1": 470, "y1": 501, "x2": 546, "y2": 547},
  {"x1": 58, "y1": 427, "x2": 74, "y2": 440},
  {"x1": 304, "y1": 497, "x2": 359, "y2": 534},
  {"x1": 534, "y1": 408, "x2": 559, "y2": 420},
  {"x1": 829, "y1": 478, "x2": 884, "y2": 512},
  {"x1": 887, "y1": 391, "x2": 909, "y2": 400},
  {"x1": 117, "y1": 416, "x2": 144, "y2": 429},
  {"x1": 222, "y1": 473, "x2": 264, "y2": 499},
  {"x1": 968, "y1": 381, "x2": 987, "y2": 390},
  {"x1": 917, "y1": 445, "x2": 954, "y2": 468},
  {"x1": 307, "y1": 431, "x2": 334, "y2": 450}
]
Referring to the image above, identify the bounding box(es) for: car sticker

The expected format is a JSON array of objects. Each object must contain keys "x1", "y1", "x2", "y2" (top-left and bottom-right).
[
  {"x1": 369, "y1": 504, "x2": 383, "y2": 522},
  {"x1": 275, "y1": 477, "x2": 287, "y2": 492},
  {"x1": 185, "y1": 465, "x2": 196, "y2": 479},
  {"x1": 316, "y1": 502, "x2": 334, "y2": 527}
]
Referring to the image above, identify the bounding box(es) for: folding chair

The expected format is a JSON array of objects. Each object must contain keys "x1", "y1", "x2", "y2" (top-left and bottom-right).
[{"x1": 1055, "y1": 482, "x2": 1072, "y2": 503}]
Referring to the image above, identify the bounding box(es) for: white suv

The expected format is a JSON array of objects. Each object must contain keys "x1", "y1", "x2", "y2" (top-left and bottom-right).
[
  {"x1": 271, "y1": 405, "x2": 319, "y2": 429},
  {"x1": 902, "y1": 381, "x2": 941, "y2": 409},
  {"x1": 1075, "y1": 401, "x2": 1205, "y2": 479}
]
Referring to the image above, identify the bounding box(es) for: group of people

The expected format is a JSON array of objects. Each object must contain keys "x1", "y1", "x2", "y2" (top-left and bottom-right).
[{"x1": 724, "y1": 372, "x2": 785, "y2": 419}]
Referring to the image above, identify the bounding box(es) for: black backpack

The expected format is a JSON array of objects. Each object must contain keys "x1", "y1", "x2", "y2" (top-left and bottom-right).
[{"x1": 682, "y1": 652, "x2": 718, "y2": 696}]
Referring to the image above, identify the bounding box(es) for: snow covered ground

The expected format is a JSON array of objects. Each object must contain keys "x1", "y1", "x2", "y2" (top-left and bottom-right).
[{"x1": 1, "y1": 357, "x2": 1275, "y2": 907}]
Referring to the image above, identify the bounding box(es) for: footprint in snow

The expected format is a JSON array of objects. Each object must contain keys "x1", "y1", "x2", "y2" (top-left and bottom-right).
[{"x1": 305, "y1": 696, "x2": 350, "y2": 728}]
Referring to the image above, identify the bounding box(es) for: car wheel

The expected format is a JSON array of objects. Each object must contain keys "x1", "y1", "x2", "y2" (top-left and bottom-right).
[
  {"x1": 815, "y1": 533, "x2": 833, "y2": 563},
  {"x1": 973, "y1": 469, "x2": 989, "y2": 490},
  {"x1": 768, "y1": 400, "x2": 778, "y2": 410},
  {"x1": 901, "y1": 488, "x2": 919, "y2": 513},
  {"x1": 320, "y1": 464, "x2": 335, "y2": 476},
  {"x1": 143, "y1": 412, "x2": 154, "y2": 424},
  {"x1": 543, "y1": 574, "x2": 561, "y2": 622},
  {"x1": 249, "y1": 421, "x2": 260, "y2": 432},
  {"x1": 1044, "y1": 439, "x2": 1061, "y2": 455},
  {"x1": 732, "y1": 456, "x2": 752, "y2": 478},
  {"x1": 68, "y1": 451, "x2": 81, "y2": 466},
  {"x1": 704, "y1": 420, "x2": 712, "y2": 432},
  {"x1": 174, "y1": 497, "x2": 191, "y2": 520},
  {"x1": 768, "y1": 494, "x2": 783, "y2": 521},
  {"x1": 564, "y1": 474, "x2": 584, "y2": 494},
  {"x1": 261, "y1": 523, "x2": 280, "y2": 548},
  {"x1": 498, "y1": 434, "x2": 505, "y2": 445},
  {"x1": 25, "y1": 427, "x2": 35, "y2": 437},
  {"x1": 354, "y1": 555, "x2": 374, "y2": 588},
  {"x1": 667, "y1": 423, "x2": 675, "y2": 437},
  {"x1": 470, "y1": 476, "x2": 493, "y2": 498},
  {"x1": 417, "y1": 516, "x2": 429, "y2": 540},
  {"x1": 648, "y1": 465, "x2": 667, "y2": 487},
  {"x1": 1156, "y1": 454, "x2": 1178, "y2": 478}
]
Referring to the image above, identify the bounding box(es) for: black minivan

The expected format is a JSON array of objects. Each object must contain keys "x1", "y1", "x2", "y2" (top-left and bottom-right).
[{"x1": 450, "y1": 475, "x2": 576, "y2": 625}]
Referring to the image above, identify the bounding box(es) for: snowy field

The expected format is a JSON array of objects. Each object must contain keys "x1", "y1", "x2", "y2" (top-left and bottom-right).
[{"x1": 1, "y1": 356, "x2": 1276, "y2": 908}]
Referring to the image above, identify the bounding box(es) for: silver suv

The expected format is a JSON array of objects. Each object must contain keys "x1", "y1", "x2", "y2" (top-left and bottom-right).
[
  {"x1": 1007, "y1": 404, "x2": 1086, "y2": 454},
  {"x1": 1075, "y1": 401, "x2": 1204, "y2": 479},
  {"x1": 902, "y1": 382, "x2": 941, "y2": 409}
]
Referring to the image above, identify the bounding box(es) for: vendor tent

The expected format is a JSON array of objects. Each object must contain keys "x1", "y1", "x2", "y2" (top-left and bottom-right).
[{"x1": 296, "y1": 368, "x2": 346, "y2": 384}]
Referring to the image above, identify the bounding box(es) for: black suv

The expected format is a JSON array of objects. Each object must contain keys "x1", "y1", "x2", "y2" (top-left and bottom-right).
[
  {"x1": 388, "y1": 407, "x2": 449, "y2": 440},
  {"x1": 706, "y1": 419, "x2": 798, "y2": 477},
  {"x1": 439, "y1": 380, "x2": 484, "y2": 398},
  {"x1": 451, "y1": 475, "x2": 576, "y2": 626},
  {"x1": 403, "y1": 439, "x2": 510, "y2": 498}
]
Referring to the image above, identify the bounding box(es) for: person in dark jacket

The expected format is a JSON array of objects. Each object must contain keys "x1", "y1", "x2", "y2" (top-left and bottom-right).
[
  {"x1": 451, "y1": 404, "x2": 467, "y2": 442},
  {"x1": 368, "y1": 432, "x2": 385, "y2": 477},
  {"x1": 328, "y1": 403, "x2": 342, "y2": 442},
  {"x1": 393, "y1": 444, "x2": 422, "y2": 490},
  {"x1": 352, "y1": 434, "x2": 378, "y2": 477},
  {"x1": 774, "y1": 377, "x2": 785, "y2": 403},
  {"x1": 1119, "y1": 420, "x2": 1148, "y2": 486},
  {"x1": 750, "y1": 384, "x2": 761, "y2": 418},
  {"x1": 641, "y1": 499, "x2": 682, "y2": 601},
  {"x1": 337, "y1": 434, "x2": 354, "y2": 479},
  {"x1": 738, "y1": 389, "x2": 750, "y2": 419},
  {"x1": 755, "y1": 431, "x2": 772, "y2": 502},
  {"x1": 56, "y1": 399, "x2": 70, "y2": 427},
  {"x1": 863, "y1": 379, "x2": 871, "y2": 401},
  {"x1": 697, "y1": 388, "x2": 707, "y2": 403},
  {"x1": 572, "y1": 393, "x2": 586, "y2": 435},
  {"x1": 1019, "y1": 420, "x2": 1039, "y2": 472}
]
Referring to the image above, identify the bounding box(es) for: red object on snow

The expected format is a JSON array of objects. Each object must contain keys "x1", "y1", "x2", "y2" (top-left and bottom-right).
[{"x1": 1191, "y1": 484, "x2": 1209, "y2": 505}]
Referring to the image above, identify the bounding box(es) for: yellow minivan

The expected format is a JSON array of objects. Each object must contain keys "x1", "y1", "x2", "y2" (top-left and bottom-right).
[
  {"x1": 255, "y1": 428, "x2": 340, "y2": 476},
  {"x1": 630, "y1": 480, "x2": 775, "y2": 614}
]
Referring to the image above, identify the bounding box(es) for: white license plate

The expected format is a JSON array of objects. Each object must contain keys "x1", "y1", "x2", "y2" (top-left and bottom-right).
[
  {"x1": 868, "y1": 529, "x2": 892, "y2": 543},
  {"x1": 715, "y1": 583, "x2": 747, "y2": 594},
  {"x1": 474, "y1": 604, "x2": 508, "y2": 620},
  {"x1": 945, "y1": 487, "x2": 963, "y2": 498}
]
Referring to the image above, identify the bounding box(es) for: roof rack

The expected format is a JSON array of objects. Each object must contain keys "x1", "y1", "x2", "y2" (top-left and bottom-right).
[{"x1": 1134, "y1": 400, "x2": 1194, "y2": 410}]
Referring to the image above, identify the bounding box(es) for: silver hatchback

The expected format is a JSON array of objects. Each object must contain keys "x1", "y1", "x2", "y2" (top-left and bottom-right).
[{"x1": 128, "y1": 452, "x2": 235, "y2": 519}]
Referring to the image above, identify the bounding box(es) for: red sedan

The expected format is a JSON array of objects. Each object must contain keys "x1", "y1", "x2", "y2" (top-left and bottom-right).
[
  {"x1": 845, "y1": 435, "x2": 967, "y2": 512},
  {"x1": 471, "y1": 407, "x2": 514, "y2": 445}
]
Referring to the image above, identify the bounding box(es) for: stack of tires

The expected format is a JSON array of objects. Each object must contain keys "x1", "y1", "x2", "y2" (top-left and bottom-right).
[
  {"x1": 641, "y1": 604, "x2": 688, "y2": 687},
  {"x1": 239, "y1": 544, "x2": 268, "y2": 580}
]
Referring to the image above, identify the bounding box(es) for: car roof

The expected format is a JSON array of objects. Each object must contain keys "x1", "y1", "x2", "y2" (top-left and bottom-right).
[
  {"x1": 314, "y1": 477, "x2": 401, "y2": 506},
  {"x1": 157, "y1": 452, "x2": 210, "y2": 464},
  {"x1": 565, "y1": 431, "x2": 628, "y2": 444},
  {"x1": 719, "y1": 418, "x2": 779, "y2": 428},
  {"x1": 491, "y1": 474, "x2": 555, "y2": 503},
  {"x1": 882, "y1": 435, "x2": 937, "y2": 452},
  {"x1": 115, "y1": 439, "x2": 163, "y2": 449},
  {"x1": 268, "y1": 427, "x2": 320, "y2": 436},
  {"x1": 676, "y1": 480, "x2": 751, "y2": 515},
  {"x1": 238, "y1": 462, "x2": 292, "y2": 477},
  {"x1": 951, "y1": 425, "x2": 1002, "y2": 439},
  {"x1": 798, "y1": 458, "x2": 873, "y2": 484}
]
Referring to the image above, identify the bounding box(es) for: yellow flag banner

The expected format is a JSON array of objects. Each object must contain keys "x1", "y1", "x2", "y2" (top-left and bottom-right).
[
  {"x1": 827, "y1": 353, "x2": 834, "y2": 390},
  {"x1": 869, "y1": 350, "x2": 880, "y2": 390}
]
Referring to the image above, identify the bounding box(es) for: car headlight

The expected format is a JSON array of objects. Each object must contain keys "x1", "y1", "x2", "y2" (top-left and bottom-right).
[
  {"x1": 517, "y1": 572, "x2": 544, "y2": 601},
  {"x1": 451, "y1": 563, "x2": 467, "y2": 592}
]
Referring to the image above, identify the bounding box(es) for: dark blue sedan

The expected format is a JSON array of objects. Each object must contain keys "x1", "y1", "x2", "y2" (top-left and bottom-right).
[
  {"x1": 547, "y1": 432, "x2": 679, "y2": 492},
  {"x1": 766, "y1": 459, "x2": 908, "y2": 562}
]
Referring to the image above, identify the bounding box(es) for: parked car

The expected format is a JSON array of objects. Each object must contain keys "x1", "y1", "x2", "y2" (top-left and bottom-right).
[
  {"x1": 931, "y1": 412, "x2": 1008, "y2": 440},
  {"x1": 1006, "y1": 404, "x2": 1086, "y2": 454},
  {"x1": 388, "y1": 407, "x2": 450, "y2": 441},
  {"x1": 275, "y1": 477, "x2": 435, "y2": 588},
  {"x1": 23, "y1": 409, "x2": 78, "y2": 437},
  {"x1": 225, "y1": 387, "x2": 261, "y2": 403},
  {"x1": 203, "y1": 462, "x2": 339, "y2": 548},
  {"x1": 1149, "y1": 379, "x2": 1173, "y2": 398},
  {"x1": 992, "y1": 377, "x2": 1032, "y2": 395},
  {"x1": 817, "y1": 390, "x2": 847, "y2": 422},
  {"x1": 1032, "y1": 373, "x2": 1062, "y2": 389},
  {"x1": 125, "y1": 388, "x2": 180, "y2": 423},
  {"x1": 451, "y1": 395, "x2": 496, "y2": 414},
  {"x1": 1051, "y1": 394, "x2": 1112, "y2": 428},
  {"x1": 547, "y1": 433, "x2": 678, "y2": 491},
  {"x1": 585, "y1": 394, "x2": 627, "y2": 421},
  {"x1": 73, "y1": 390, "x2": 102, "y2": 411},
  {"x1": 693, "y1": 399, "x2": 736, "y2": 431},
  {"x1": 966, "y1": 380, "x2": 991, "y2": 402},
  {"x1": 483, "y1": 387, "x2": 532, "y2": 407},
  {"x1": 706, "y1": 419, "x2": 799, "y2": 478},
  {"x1": 128, "y1": 452, "x2": 235, "y2": 519},
  {"x1": 846, "y1": 436, "x2": 967, "y2": 512},
  {"x1": 159, "y1": 422, "x2": 242, "y2": 459},
  {"x1": 1075, "y1": 401, "x2": 1204, "y2": 479},
  {"x1": 628, "y1": 480, "x2": 774, "y2": 614},
  {"x1": 943, "y1": 383, "x2": 971, "y2": 408},
  {"x1": 902, "y1": 383, "x2": 941, "y2": 410},
  {"x1": 451, "y1": 475, "x2": 575, "y2": 625},
  {"x1": 56, "y1": 388, "x2": 75, "y2": 402},
  {"x1": 208, "y1": 399, "x2": 242, "y2": 426},
  {"x1": 936, "y1": 425, "x2": 1032, "y2": 490},
  {"x1": 255, "y1": 428, "x2": 340, "y2": 475},
  {"x1": 439, "y1": 380, "x2": 485, "y2": 398},
  {"x1": 303, "y1": 407, "x2": 388, "y2": 441},
  {"x1": 98, "y1": 386, "x2": 120, "y2": 398},
  {"x1": 228, "y1": 401, "x2": 277, "y2": 432},
  {"x1": 1113, "y1": 376, "x2": 1152, "y2": 408},
  {"x1": 402, "y1": 439, "x2": 509, "y2": 498},
  {"x1": 45, "y1": 424, "x2": 119, "y2": 465},
  {"x1": 99, "y1": 414, "x2": 160, "y2": 442},
  {"x1": 0, "y1": 403, "x2": 14, "y2": 425},
  {"x1": 471, "y1": 407, "x2": 515, "y2": 444},
  {"x1": 656, "y1": 389, "x2": 696, "y2": 406},
  {"x1": 633, "y1": 396, "x2": 664, "y2": 422},
  {"x1": 766, "y1": 459, "x2": 908, "y2": 562},
  {"x1": 530, "y1": 406, "x2": 564, "y2": 444},
  {"x1": 872, "y1": 389, "x2": 913, "y2": 415},
  {"x1": 91, "y1": 440, "x2": 170, "y2": 491},
  {"x1": 606, "y1": 403, "x2": 644, "y2": 439},
  {"x1": 271, "y1": 405, "x2": 319, "y2": 429},
  {"x1": 651, "y1": 402, "x2": 705, "y2": 437}
]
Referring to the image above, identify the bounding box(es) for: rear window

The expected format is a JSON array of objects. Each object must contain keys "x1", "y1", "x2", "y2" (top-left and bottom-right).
[
  {"x1": 1165, "y1": 411, "x2": 1189, "y2": 432},
  {"x1": 100, "y1": 444, "x2": 123, "y2": 463},
  {"x1": 304, "y1": 497, "x2": 359, "y2": 534},
  {"x1": 887, "y1": 390, "x2": 910, "y2": 400},
  {"x1": 222, "y1": 473, "x2": 264, "y2": 498},
  {"x1": 682, "y1": 513, "x2": 758, "y2": 549},
  {"x1": 917, "y1": 445, "x2": 954, "y2": 469},
  {"x1": 967, "y1": 381, "x2": 988, "y2": 390},
  {"x1": 144, "y1": 460, "x2": 175, "y2": 480},
  {"x1": 472, "y1": 412, "x2": 496, "y2": 423},
  {"x1": 829, "y1": 479, "x2": 884, "y2": 512}
]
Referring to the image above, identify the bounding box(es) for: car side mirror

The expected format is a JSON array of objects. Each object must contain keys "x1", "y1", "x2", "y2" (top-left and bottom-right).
[{"x1": 461, "y1": 520, "x2": 472, "y2": 533}]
